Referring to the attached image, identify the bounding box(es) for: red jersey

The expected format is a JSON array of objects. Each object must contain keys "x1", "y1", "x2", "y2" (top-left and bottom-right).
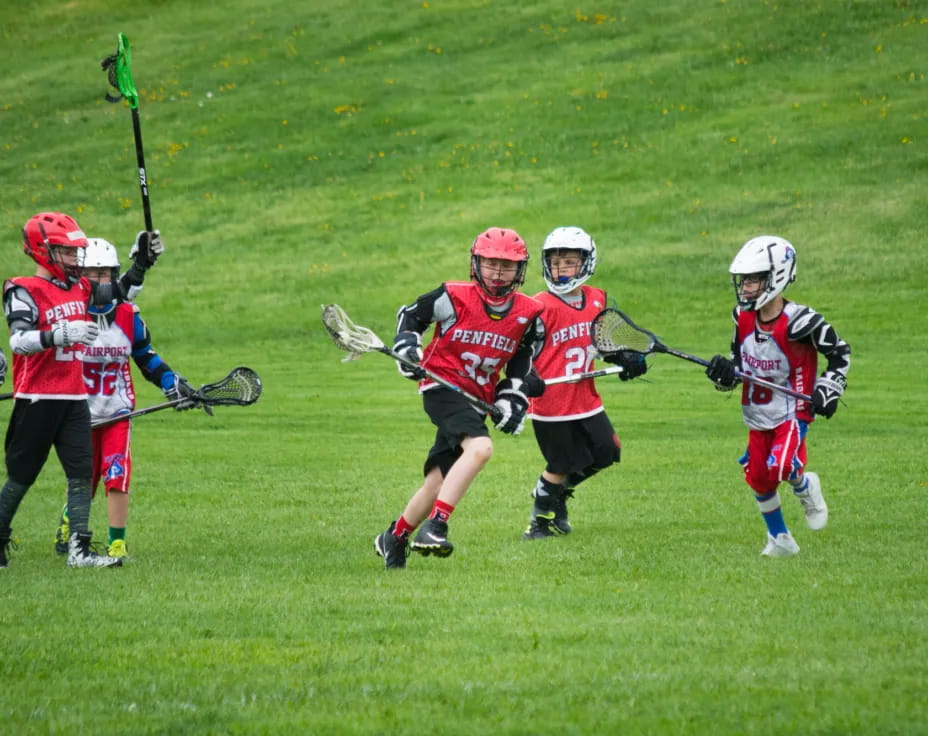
[
  {"x1": 735, "y1": 302, "x2": 817, "y2": 430},
  {"x1": 528, "y1": 286, "x2": 609, "y2": 421},
  {"x1": 419, "y1": 281, "x2": 544, "y2": 404},
  {"x1": 5, "y1": 275, "x2": 92, "y2": 400}
]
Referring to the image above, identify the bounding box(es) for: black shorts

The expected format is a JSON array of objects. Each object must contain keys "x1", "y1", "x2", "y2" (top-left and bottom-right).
[
  {"x1": 5, "y1": 399, "x2": 92, "y2": 485},
  {"x1": 422, "y1": 388, "x2": 490, "y2": 477},
  {"x1": 531, "y1": 411, "x2": 620, "y2": 476}
]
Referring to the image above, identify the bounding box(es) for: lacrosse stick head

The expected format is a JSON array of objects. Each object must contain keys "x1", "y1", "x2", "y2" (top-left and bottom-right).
[
  {"x1": 197, "y1": 366, "x2": 262, "y2": 406},
  {"x1": 590, "y1": 308, "x2": 656, "y2": 357},
  {"x1": 101, "y1": 33, "x2": 139, "y2": 108},
  {"x1": 321, "y1": 304, "x2": 385, "y2": 361}
]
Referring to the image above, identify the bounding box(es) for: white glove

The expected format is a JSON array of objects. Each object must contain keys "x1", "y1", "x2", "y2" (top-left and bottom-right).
[{"x1": 50, "y1": 320, "x2": 100, "y2": 347}]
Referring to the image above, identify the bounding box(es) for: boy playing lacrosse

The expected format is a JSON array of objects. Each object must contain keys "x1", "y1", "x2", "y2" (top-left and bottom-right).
[
  {"x1": 0, "y1": 212, "x2": 161, "y2": 569},
  {"x1": 522, "y1": 227, "x2": 648, "y2": 539},
  {"x1": 705, "y1": 235, "x2": 851, "y2": 557},
  {"x1": 374, "y1": 227, "x2": 545, "y2": 569},
  {"x1": 52, "y1": 237, "x2": 198, "y2": 560}
]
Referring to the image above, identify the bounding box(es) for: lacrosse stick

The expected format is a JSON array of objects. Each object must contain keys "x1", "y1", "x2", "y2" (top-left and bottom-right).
[
  {"x1": 102, "y1": 33, "x2": 153, "y2": 231},
  {"x1": 91, "y1": 366, "x2": 262, "y2": 428},
  {"x1": 321, "y1": 303, "x2": 503, "y2": 422},
  {"x1": 544, "y1": 365, "x2": 624, "y2": 386},
  {"x1": 590, "y1": 308, "x2": 812, "y2": 402},
  {"x1": 0, "y1": 392, "x2": 13, "y2": 401}
]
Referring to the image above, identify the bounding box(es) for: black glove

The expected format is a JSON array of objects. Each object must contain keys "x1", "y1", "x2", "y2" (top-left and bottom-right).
[
  {"x1": 392, "y1": 331, "x2": 425, "y2": 381},
  {"x1": 521, "y1": 370, "x2": 546, "y2": 398},
  {"x1": 812, "y1": 371, "x2": 846, "y2": 419},
  {"x1": 493, "y1": 378, "x2": 529, "y2": 435},
  {"x1": 706, "y1": 354, "x2": 739, "y2": 390},
  {"x1": 603, "y1": 350, "x2": 648, "y2": 382},
  {"x1": 130, "y1": 230, "x2": 165, "y2": 270},
  {"x1": 164, "y1": 375, "x2": 200, "y2": 411}
]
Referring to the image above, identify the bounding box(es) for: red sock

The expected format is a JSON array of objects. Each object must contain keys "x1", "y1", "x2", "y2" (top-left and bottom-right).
[
  {"x1": 430, "y1": 499, "x2": 456, "y2": 523},
  {"x1": 394, "y1": 516, "x2": 414, "y2": 538}
]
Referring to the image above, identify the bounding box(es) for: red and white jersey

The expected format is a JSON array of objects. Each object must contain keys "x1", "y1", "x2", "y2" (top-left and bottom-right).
[
  {"x1": 5, "y1": 276, "x2": 92, "y2": 400},
  {"x1": 420, "y1": 281, "x2": 544, "y2": 404},
  {"x1": 529, "y1": 286, "x2": 609, "y2": 421},
  {"x1": 82, "y1": 303, "x2": 137, "y2": 420},
  {"x1": 736, "y1": 302, "x2": 817, "y2": 430}
]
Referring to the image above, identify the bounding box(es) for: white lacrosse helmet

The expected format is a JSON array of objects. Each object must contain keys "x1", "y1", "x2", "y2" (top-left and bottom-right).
[
  {"x1": 729, "y1": 235, "x2": 797, "y2": 311},
  {"x1": 542, "y1": 226, "x2": 597, "y2": 295},
  {"x1": 80, "y1": 237, "x2": 121, "y2": 282}
]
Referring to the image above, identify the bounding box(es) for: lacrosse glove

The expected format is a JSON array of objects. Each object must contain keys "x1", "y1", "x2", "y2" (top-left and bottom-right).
[
  {"x1": 493, "y1": 378, "x2": 529, "y2": 435},
  {"x1": 393, "y1": 331, "x2": 426, "y2": 381},
  {"x1": 521, "y1": 369, "x2": 546, "y2": 398},
  {"x1": 165, "y1": 375, "x2": 199, "y2": 411},
  {"x1": 812, "y1": 370, "x2": 846, "y2": 419},
  {"x1": 130, "y1": 230, "x2": 165, "y2": 270},
  {"x1": 706, "y1": 354, "x2": 740, "y2": 390},
  {"x1": 603, "y1": 350, "x2": 648, "y2": 381},
  {"x1": 47, "y1": 320, "x2": 100, "y2": 348}
]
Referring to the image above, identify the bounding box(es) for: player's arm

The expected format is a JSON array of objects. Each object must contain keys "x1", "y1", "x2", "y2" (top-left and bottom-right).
[
  {"x1": 706, "y1": 306, "x2": 742, "y2": 391},
  {"x1": 90, "y1": 231, "x2": 164, "y2": 306},
  {"x1": 392, "y1": 285, "x2": 447, "y2": 379},
  {"x1": 3, "y1": 282, "x2": 98, "y2": 353},
  {"x1": 788, "y1": 306, "x2": 851, "y2": 418},
  {"x1": 130, "y1": 311, "x2": 175, "y2": 391}
]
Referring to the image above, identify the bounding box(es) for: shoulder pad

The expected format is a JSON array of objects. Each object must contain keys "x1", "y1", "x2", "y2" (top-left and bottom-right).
[{"x1": 787, "y1": 305, "x2": 824, "y2": 340}]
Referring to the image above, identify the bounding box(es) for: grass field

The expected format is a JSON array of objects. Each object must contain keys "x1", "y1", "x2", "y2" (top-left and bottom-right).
[{"x1": 1, "y1": 1, "x2": 926, "y2": 734}]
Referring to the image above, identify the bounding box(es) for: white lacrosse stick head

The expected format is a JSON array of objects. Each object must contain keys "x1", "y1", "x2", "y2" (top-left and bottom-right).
[{"x1": 321, "y1": 304, "x2": 385, "y2": 361}]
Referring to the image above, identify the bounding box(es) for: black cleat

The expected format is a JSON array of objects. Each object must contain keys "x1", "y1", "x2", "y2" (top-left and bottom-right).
[
  {"x1": 374, "y1": 521, "x2": 409, "y2": 569},
  {"x1": 410, "y1": 518, "x2": 454, "y2": 557},
  {"x1": 551, "y1": 490, "x2": 573, "y2": 535}
]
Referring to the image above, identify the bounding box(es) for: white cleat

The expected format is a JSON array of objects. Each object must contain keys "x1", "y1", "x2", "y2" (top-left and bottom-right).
[
  {"x1": 761, "y1": 532, "x2": 800, "y2": 558},
  {"x1": 67, "y1": 532, "x2": 122, "y2": 568},
  {"x1": 795, "y1": 471, "x2": 828, "y2": 530}
]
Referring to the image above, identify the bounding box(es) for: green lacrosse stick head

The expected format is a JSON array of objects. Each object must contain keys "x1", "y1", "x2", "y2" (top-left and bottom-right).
[{"x1": 102, "y1": 32, "x2": 139, "y2": 109}]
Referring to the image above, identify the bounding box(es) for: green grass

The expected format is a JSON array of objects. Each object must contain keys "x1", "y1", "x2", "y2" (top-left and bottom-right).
[{"x1": 1, "y1": 1, "x2": 926, "y2": 734}]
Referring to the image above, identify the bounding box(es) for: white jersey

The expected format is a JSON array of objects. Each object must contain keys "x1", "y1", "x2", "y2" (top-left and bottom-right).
[{"x1": 82, "y1": 304, "x2": 137, "y2": 420}]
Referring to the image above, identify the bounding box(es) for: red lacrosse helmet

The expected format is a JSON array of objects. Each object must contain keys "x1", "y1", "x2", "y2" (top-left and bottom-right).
[
  {"x1": 470, "y1": 227, "x2": 529, "y2": 304},
  {"x1": 22, "y1": 212, "x2": 88, "y2": 284}
]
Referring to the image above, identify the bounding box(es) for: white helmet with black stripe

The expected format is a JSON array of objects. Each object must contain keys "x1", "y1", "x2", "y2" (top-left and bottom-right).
[
  {"x1": 541, "y1": 226, "x2": 597, "y2": 295},
  {"x1": 729, "y1": 235, "x2": 796, "y2": 311}
]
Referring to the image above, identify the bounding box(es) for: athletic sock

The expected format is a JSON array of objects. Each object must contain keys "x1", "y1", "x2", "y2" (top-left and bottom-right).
[
  {"x1": 394, "y1": 516, "x2": 414, "y2": 538},
  {"x1": 66, "y1": 478, "x2": 93, "y2": 535},
  {"x1": 789, "y1": 475, "x2": 809, "y2": 496},
  {"x1": 755, "y1": 490, "x2": 788, "y2": 537},
  {"x1": 430, "y1": 499, "x2": 455, "y2": 523},
  {"x1": 534, "y1": 476, "x2": 565, "y2": 498},
  {"x1": 0, "y1": 479, "x2": 30, "y2": 532},
  {"x1": 109, "y1": 527, "x2": 126, "y2": 545}
]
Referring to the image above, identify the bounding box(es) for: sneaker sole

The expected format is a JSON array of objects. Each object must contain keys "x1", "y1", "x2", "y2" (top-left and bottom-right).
[{"x1": 410, "y1": 543, "x2": 453, "y2": 558}]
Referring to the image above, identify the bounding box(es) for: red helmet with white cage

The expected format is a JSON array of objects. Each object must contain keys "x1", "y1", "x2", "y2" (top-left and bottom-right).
[
  {"x1": 470, "y1": 228, "x2": 529, "y2": 305},
  {"x1": 22, "y1": 212, "x2": 88, "y2": 285}
]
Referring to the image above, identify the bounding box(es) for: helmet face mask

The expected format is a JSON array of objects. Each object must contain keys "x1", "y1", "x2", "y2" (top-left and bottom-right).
[
  {"x1": 81, "y1": 237, "x2": 121, "y2": 284},
  {"x1": 542, "y1": 226, "x2": 596, "y2": 295},
  {"x1": 470, "y1": 228, "x2": 529, "y2": 304},
  {"x1": 729, "y1": 235, "x2": 796, "y2": 311},
  {"x1": 22, "y1": 212, "x2": 88, "y2": 285}
]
